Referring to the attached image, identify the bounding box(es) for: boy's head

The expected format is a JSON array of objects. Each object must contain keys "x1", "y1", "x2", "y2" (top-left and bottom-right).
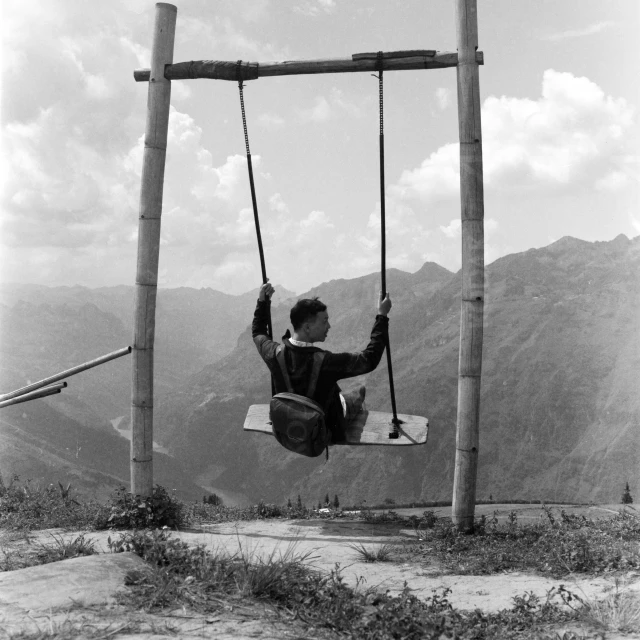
[{"x1": 290, "y1": 297, "x2": 330, "y2": 342}]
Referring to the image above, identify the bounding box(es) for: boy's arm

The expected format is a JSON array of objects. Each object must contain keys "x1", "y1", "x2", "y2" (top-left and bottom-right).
[
  {"x1": 324, "y1": 313, "x2": 389, "y2": 379},
  {"x1": 324, "y1": 293, "x2": 392, "y2": 379},
  {"x1": 252, "y1": 283, "x2": 278, "y2": 361}
]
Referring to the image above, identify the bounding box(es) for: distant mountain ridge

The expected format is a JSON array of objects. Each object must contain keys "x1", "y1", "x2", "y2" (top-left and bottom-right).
[
  {"x1": 158, "y1": 235, "x2": 639, "y2": 506},
  {"x1": 1, "y1": 238, "x2": 638, "y2": 506}
]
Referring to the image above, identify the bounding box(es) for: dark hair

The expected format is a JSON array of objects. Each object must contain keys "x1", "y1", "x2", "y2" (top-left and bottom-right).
[{"x1": 290, "y1": 297, "x2": 327, "y2": 330}]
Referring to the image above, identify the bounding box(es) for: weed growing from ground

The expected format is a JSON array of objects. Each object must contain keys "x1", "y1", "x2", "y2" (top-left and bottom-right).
[
  {"x1": 555, "y1": 581, "x2": 640, "y2": 634},
  {"x1": 349, "y1": 542, "x2": 394, "y2": 562},
  {"x1": 361, "y1": 508, "x2": 404, "y2": 524},
  {"x1": 183, "y1": 498, "x2": 316, "y2": 525},
  {"x1": 107, "y1": 529, "x2": 582, "y2": 639},
  {"x1": 101, "y1": 485, "x2": 188, "y2": 530},
  {"x1": 0, "y1": 533, "x2": 97, "y2": 572},
  {"x1": 0, "y1": 476, "x2": 108, "y2": 531},
  {"x1": 33, "y1": 532, "x2": 97, "y2": 564},
  {"x1": 390, "y1": 506, "x2": 640, "y2": 577}
]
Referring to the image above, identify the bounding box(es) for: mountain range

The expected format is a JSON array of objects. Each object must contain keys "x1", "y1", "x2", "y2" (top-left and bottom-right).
[{"x1": 1, "y1": 235, "x2": 637, "y2": 505}]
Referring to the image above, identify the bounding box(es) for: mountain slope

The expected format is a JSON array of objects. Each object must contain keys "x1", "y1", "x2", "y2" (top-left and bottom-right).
[
  {"x1": 160, "y1": 236, "x2": 639, "y2": 506},
  {"x1": 0, "y1": 399, "x2": 206, "y2": 501},
  {"x1": 0, "y1": 283, "x2": 291, "y2": 495}
]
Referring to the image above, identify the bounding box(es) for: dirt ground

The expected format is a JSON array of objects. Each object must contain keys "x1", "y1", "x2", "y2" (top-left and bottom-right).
[{"x1": 1, "y1": 504, "x2": 639, "y2": 639}]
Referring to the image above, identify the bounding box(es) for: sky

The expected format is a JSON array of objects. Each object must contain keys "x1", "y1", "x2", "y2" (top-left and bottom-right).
[{"x1": 1, "y1": 0, "x2": 639, "y2": 295}]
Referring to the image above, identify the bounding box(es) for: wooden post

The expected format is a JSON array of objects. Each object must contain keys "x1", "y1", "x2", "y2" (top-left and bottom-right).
[
  {"x1": 452, "y1": 0, "x2": 485, "y2": 532},
  {"x1": 131, "y1": 2, "x2": 177, "y2": 497}
]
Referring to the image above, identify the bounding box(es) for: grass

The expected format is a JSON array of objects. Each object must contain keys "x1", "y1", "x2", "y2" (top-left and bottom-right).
[
  {"x1": 0, "y1": 532, "x2": 97, "y2": 571},
  {"x1": 0, "y1": 477, "x2": 110, "y2": 532},
  {"x1": 2, "y1": 479, "x2": 639, "y2": 637},
  {"x1": 104, "y1": 528, "x2": 588, "y2": 639},
  {"x1": 391, "y1": 506, "x2": 640, "y2": 578},
  {"x1": 6, "y1": 615, "x2": 178, "y2": 639},
  {"x1": 349, "y1": 542, "x2": 395, "y2": 562},
  {"x1": 554, "y1": 579, "x2": 640, "y2": 634}
]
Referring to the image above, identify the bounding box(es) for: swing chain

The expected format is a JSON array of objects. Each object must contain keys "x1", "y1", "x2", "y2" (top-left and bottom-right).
[
  {"x1": 377, "y1": 51, "x2": 384, "y2": 137},
  {"x1": 236, "y1": 60, "x2": 272, "y2": 345},
  {"x1": 376, "y1": 51, "x2": 400, "y2": 439},
  {"x1": 237, "y1": 61, "x2": 251, "y2": 156}
]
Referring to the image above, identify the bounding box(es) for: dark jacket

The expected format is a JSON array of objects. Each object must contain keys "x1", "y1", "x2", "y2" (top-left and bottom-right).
[{"x1": 252, "y1": 299, "x2": 389, "y2": 431}]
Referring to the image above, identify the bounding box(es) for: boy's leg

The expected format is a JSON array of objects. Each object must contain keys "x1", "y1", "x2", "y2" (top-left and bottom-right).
[
  {"x1": 341, "y1": 386, "x2": 366, "y2": 421},
  {"x1": 327, "y1": 386, "x2": 366, "y2": 444}
]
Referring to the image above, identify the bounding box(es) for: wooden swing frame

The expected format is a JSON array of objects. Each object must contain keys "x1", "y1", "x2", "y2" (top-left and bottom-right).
[{"x1": 131, "y1": 1, "x2": 485, "y2": 531}]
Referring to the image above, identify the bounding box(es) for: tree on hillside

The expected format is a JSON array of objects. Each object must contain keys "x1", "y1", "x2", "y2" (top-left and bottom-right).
[
  {"x1": 333, "y1": 494, "x2": 340, "y2": 509},
  {"x1": 203, "y1": 493, "x2": 223, "y2": 506},
  {"x1": 324, "y1": 493, "x2": 330, "y2": 505},
  {"x1": 297, "y1": 494, "x2": 303, "y2": 509},
  {"x1": 287, "y1": 497, "x2": 292, "y2": 509},
  {"x1": 621, "y1": 482, "x2": 633, "y2": 504}
]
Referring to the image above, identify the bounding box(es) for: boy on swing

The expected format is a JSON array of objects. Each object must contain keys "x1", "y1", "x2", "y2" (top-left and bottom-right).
[{"x1": 252, "y1": 281, "x2": 392, "y2": 445}]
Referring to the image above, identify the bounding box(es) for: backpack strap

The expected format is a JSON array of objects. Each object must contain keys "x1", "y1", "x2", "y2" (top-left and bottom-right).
[
  {"x1": 275, "y1": 345, "x2": 325, "y2": 400},
  {"x1": 275, "y1": 345, "x2": 293, "y2": 392},
  {"x1": 306, "y1": 352, "x2": 326, "y2": 399}
]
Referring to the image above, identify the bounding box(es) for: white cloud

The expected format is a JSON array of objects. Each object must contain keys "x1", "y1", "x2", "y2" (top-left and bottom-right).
[
  {"x1": 391, "y1": 143, "x2": 460, "y2": 201},
  {"x1": 294, "y1": 0, "x2": 336, "y2": 17},
  {"x1": 544, "y1": 21, "x2": 615, "y2": 41},
  {"x1": 297, "y1": 96, "x2": 332, "y2": 123},
  {"x1": 440, "y1": 219, "x2": 461, "y2": 238},
  {"x1": 392, "y1": 70, "x2": 635, "y2": 205},
  {"x1": 183, "y1": 255, "x2": 258, "y2": 293},
  {"x1": 171, "y1": 82, "x2": 193, "y2": 102},
  {"x1": 319, "y1": 0, "x2": 336, "y2": 10},
  {"x1": 296, "y1": 88, "x2": 362, "y2": 123},
  {"x1": 485, "y1": 219, "x2": 499, "y2": 235},
  {"x1": 269, "y1": 193, "x2": 289, "y2": 214},
  {"x1": 348, "y1": 200, "x2": 433, "y2": 275},
  {"x1": 179, "y1": 16, "x2": 289, "y2": 60},
  {"x1": 215, "y1": 208, "x2": 257, "y2": 246},
  {"x1": 258, "y1": 113, "x2": 286, "y2": 129},
  {"x1": 329, "y1": 88, "x2": 362, "y2": 117},
  {"x1": 213, "y1": 154, "x2": 252, "y2": 203},
  {"x1": 300, "y1": 210, "x2": 334, "y2": 231},
  {"x1": 435, "y1": 88, "x2": 452, "y2": 110},
  {"x1": 595, "y1": 171, "x2": 629, "y2": 191},
  {"x1": 119, "y1": 36, "x2": 150, "y2": 67}
]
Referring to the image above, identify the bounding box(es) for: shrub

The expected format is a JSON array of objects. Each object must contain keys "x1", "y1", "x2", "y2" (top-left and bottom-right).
[
  {"x1": 399, "y1": 507, "x2": 640, "y2": 577},
  {"x1": 100, "y1": 485, "x2": 188, "y2": 530}
]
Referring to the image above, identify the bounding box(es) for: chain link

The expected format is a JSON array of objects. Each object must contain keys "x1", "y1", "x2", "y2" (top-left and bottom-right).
[
  {"x1": 377, "y1": 51, "x2": 384, "y2": 136},
  {"x1": 237, "y1": 61, "x2": 251, "y2": 156}
]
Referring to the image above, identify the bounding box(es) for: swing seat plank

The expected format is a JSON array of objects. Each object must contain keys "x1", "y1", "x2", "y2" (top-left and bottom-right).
[{"x1": 243, "y1": 404, "x2": 428, "y2": 446}]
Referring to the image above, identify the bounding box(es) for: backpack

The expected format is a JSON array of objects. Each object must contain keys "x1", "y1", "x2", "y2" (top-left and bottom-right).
[{"x1": 270, "y1": 346, "x2": 329, "y2": 457}]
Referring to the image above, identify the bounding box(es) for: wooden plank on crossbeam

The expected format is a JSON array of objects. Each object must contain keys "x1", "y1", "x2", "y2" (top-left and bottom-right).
[
  {"x1": 133, "y1": 50, "x2": 484, "y2": 82},
  {"x1": 243, "y1": 404, "x2": 428, "y2": 446}
]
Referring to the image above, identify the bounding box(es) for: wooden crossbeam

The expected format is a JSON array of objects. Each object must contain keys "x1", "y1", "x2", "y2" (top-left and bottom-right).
[{"x1": 133, "y1": 50, "x2": 484, "y2": 82}]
